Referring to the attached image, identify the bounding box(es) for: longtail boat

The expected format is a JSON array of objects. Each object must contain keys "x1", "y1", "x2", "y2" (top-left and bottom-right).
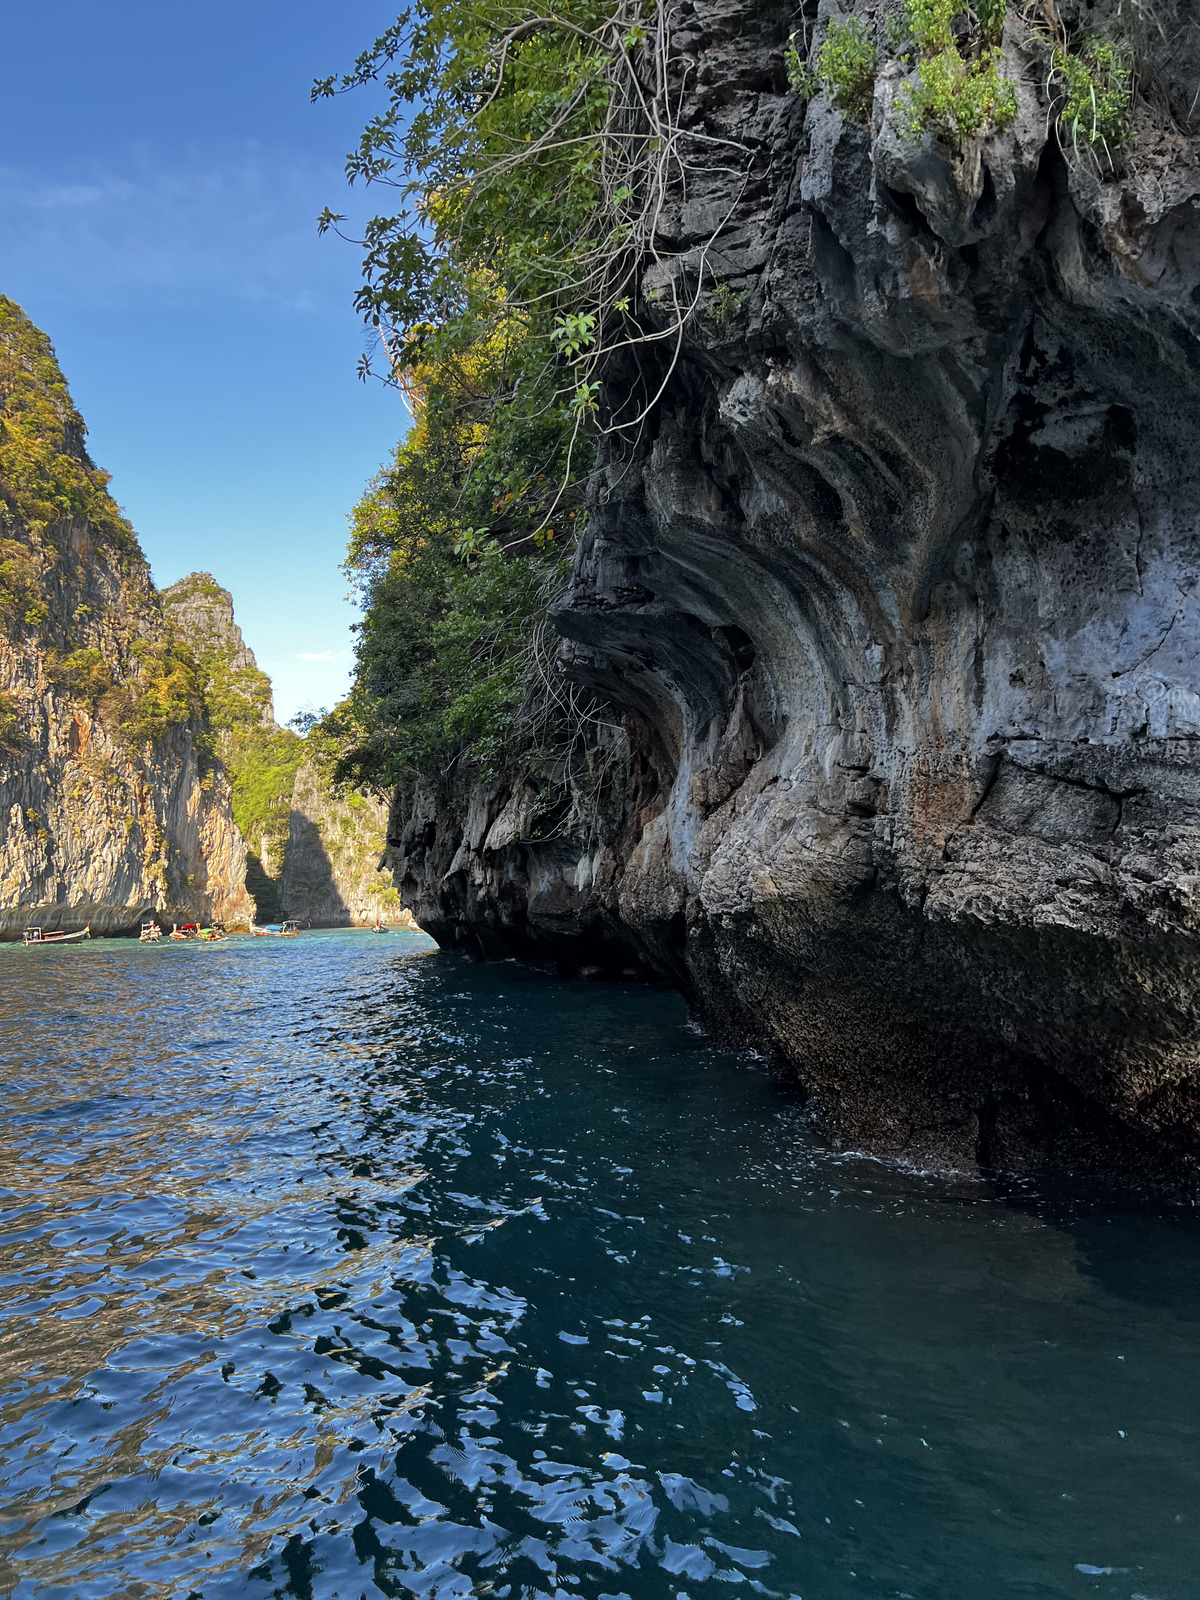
[
  {"x1": 140, "y1": 921, "x2": 163, "y2": 943},
  {"x1": 251, "y1": 921, "x2": 300, "y2": 938},
  {"x1": 22, "y1": 924, "x2": 91, "y2": 946}
]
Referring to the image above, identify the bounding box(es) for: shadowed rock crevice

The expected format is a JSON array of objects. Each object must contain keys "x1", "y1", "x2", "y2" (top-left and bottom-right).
[{"x1": 245, "y1": 850, "x2": 282, "y2": 924}]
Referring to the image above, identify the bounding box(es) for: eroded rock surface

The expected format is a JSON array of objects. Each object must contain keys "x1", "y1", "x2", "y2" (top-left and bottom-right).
[{"x1": 390, "y1": 0, "x2": 1200, "y2": 1186}]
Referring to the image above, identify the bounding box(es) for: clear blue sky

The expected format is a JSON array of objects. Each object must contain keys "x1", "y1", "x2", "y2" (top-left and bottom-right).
[{"x1": 0, "y1": 0, "x2": 405, "y2": 723}]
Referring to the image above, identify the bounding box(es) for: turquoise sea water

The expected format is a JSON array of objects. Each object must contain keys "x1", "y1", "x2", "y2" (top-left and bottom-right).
[{"x1": 0, "y1": 928, "x2": 1196, "y2": 1599}]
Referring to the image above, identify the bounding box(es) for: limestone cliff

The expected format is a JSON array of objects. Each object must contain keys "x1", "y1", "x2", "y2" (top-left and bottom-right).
[
  {"x1": 0, "y1": 298, "x2": 251, "y2": 936},
  {"x1": 387, "y1": 0, "x2": 1200, "y2": 1186},
  {"x1": 281, "y1": 765, "x2": 397, "y2": 926},
  {"x1": 158, "y1": 571, "x2": 396, "y2": 926},
  {"x1": 161, "y1": 573, "x2": 275, "y2": 729},
  {"x1": 160, "y1": 572, "x2": 287, "y2": 919}
]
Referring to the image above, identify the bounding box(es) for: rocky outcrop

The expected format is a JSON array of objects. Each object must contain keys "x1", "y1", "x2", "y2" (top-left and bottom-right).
[
  {"x1": 161, "y1": 573, "x2": 275, "y2": 728},
  {"x1": 389, "y1": 0, "x2": 1200, "y2": 1186},
  {"x1": 281, "y1": 764, "x2": 396, "y2": 925},
  {"x1": 0, "y1": 300, "x2": 251, "y2": 936}
]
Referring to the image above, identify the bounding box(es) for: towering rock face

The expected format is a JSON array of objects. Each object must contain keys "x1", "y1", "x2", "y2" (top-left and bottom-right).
[
  {"x1": 391, "y1": 0, "x2": 1200, "y2": 1184},
  {"x1": 0, "y1": 298, "x2": 251, "y2": 935}
]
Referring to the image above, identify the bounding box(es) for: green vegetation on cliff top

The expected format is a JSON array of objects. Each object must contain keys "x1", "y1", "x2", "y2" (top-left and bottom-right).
[
  {"x1": 784, "y1": 0, "x2": 1132, "y2": 149},
  {"x1": 0, "y1": 296, "x2": 139, "y2": 556},
  {"x1": 0, "y1": 297, "x2": 201, "y2": 750}
]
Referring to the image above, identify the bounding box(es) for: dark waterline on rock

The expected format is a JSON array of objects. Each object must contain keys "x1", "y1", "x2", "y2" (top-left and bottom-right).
[{"x1": 0, "y1": 930, "x2": 1196, "y2": 1599}]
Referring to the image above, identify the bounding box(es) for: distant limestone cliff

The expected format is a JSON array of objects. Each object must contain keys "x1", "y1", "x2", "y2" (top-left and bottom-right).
[
  {"x1": 160, "y1": 571, "x2": 286, "y2": 918},
  {"x1": 0, "y1": 298, "x2": 251, "y2": 936},
  {"x1": 0, "y1": 294, "x2": 421, "y2": 938},
  {"x1": 161, "y1": 572, "x2": 398, "y2": 929},
  {"x1": 282, "y1": 763, "x2": 396, "y2": 926},
  {"x1": 161, "y1": 572, "x2": 275, "y2": 729}
]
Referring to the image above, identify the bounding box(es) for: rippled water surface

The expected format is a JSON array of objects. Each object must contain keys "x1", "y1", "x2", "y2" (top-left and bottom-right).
[{"x1": 0, "y1": 930, "x2": 1198, "y2": 1600}]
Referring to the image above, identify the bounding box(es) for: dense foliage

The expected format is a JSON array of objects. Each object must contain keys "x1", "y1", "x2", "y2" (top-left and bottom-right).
[
  {"x1": 45, "y1": 642, "x2": 203, "y2": 747},
  {"x1": 313, "y1": 0, "x2": 649, "y2": 392},
  {"x1": 0, "y1": 296, "x2": 139, "y2": 556},
  {"x1": 314, "y1": 0, "x2": 707, "y2": 793},
  {"x1": 225, "y1": 727, "x2": 302, "y2": 851},
  {"x1": 334, "y1": 336, "x2": 574, "y2": 792},
  {"x1": 228, "y1": 725, "x2": 305, "y2": 918}
]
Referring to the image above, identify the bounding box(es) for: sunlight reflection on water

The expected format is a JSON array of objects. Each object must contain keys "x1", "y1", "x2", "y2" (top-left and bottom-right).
[{"x1": 0, "y1": 929, "x2": 1197, "y2": 1599}]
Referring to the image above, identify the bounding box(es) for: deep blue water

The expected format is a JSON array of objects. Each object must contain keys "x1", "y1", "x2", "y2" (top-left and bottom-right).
[{"x1": 0, "y1": 928, "x2": 1197, "y2": 1600}]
